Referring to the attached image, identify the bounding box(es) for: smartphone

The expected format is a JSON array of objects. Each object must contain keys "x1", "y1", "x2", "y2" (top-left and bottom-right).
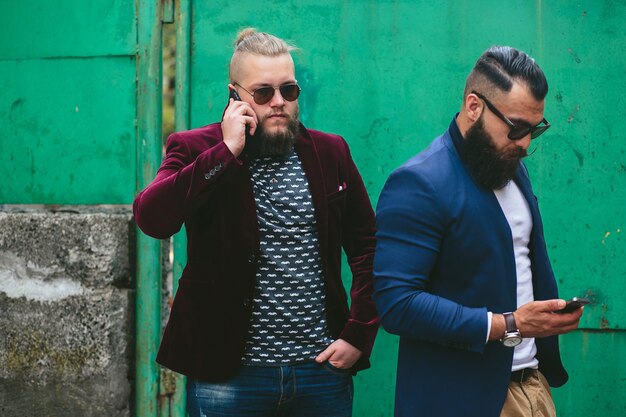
[
  {"x1": 228, "y1": 89, "x2": 255, "y2": 154},
  {"x1": 229, "y1": 89, "x2": 242, "y2": 101},
  {"x1": 556, "y1": 297, "x2": 590, "y2": 314}
]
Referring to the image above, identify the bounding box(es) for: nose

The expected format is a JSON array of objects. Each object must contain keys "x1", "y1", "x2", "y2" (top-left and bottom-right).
[
  {"x1": 516, "y1": 134, "x2": 531, "y2": 150},
  {"x1": 268, "y1": 88, "x2": 285, "y2": 107}
]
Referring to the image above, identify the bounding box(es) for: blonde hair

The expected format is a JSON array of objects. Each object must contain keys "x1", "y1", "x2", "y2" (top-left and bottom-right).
[{"x1": 229, "y1": 28, "x2": 298, "y2": 82}]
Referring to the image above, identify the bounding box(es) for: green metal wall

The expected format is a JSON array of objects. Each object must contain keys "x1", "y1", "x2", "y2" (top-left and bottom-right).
[
  {"x1": 0, "y1": 0, "x2": 138, "y2": 204},
  {"x1": 185, "y1": 1, "x2": 626, "y2": 416},
  {"x1": 0, "y1": 2, "x2": 166, "y2": 416},
  {"x1": 2, "y1": 1, "x2": 624, "y2": 416}
]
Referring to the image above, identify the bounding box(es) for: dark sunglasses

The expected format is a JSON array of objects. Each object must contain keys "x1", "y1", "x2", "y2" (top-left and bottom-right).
[
  {"x1": 472, "y1": 91, "x2": 550, "y2": 140},
  {"x1": 234, "y1": 82, "x2": 301, "y2": 105}
]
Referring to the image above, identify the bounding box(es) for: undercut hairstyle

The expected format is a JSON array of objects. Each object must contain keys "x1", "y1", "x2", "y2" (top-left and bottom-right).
[
  {"x1": 229, "y1": 28, "x2": 298, "y2": 82},
  {"x1": 464, "y1": 46, "x2": 548, "y2": 101}
]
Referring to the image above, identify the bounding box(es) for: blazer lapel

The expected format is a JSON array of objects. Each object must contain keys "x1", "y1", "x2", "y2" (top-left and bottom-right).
[{"x1": 294, "y1": 125, "x2": 329, "y2": 257}]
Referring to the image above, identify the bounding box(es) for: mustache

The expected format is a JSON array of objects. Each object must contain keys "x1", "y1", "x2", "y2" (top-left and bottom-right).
[
  {"x1": 502, "y1": 146, "x2": 528, "y2": 160},
  {"x1": 261, "y1": 112, "x2": 293, "y2": 122}
]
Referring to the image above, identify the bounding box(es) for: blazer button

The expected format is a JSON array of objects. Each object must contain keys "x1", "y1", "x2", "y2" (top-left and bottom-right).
[
  {"x1": 247, "y1": 254, "x2": 256, "y2": 263},
  {"x1": 243, "y1": 298, "x2": 251, "y2": 307}
]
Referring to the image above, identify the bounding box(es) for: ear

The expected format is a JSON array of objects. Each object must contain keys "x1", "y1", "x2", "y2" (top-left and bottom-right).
[{"x1": 464, "y1": 93, "x2": 483, "y2": 123}]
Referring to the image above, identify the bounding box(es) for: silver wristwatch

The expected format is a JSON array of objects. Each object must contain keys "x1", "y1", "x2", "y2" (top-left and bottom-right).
[{"x1": 501, "y1": 312, "x2": 522, "y2": 347}]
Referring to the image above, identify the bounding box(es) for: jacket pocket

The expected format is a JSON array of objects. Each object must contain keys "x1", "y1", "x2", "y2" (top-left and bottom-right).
[{"x1": 327, "y1": 188, "x2": 347, "y2": 204}]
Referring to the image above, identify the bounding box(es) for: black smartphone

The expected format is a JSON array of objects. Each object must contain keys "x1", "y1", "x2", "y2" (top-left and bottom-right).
[
  {"x1": 556, "y1": 297, "x2": 590, "y2": 314},
  {"x1": 229, "y1": 89, "x2": 242, "y2": 101},
  {"x1": 228, "y1": 89, "x2": 255, "y2": 153}
]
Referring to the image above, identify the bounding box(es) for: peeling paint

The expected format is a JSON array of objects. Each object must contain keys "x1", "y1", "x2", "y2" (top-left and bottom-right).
[
  {"x1": 572, "y1": 148, "x2": 584, "y2": 167},
  {"x1": 567, "y1": 104, "x2": 580, "y2": 123},
  {"x1": 360, "y1": 117, "x2": 390, "y2": 140},
  {"x1": 567, "y1": 48, "x2": 582, "y2": 63},
  {"x1": 10, "y1": 98, "x2": 25, "y2": 113},
  {"x1": 600, "y1": 304, "x2": 609, "y2": 329}
]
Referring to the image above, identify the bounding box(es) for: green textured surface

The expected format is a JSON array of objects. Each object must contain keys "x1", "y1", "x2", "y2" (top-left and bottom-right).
[
  {"x1": 135, "y1": 0, "x2": 164, "y2": 416},
  {"x1": 0, "y1": 1, "x2": 138, "y2": 204},
  {"x1": 555, "y1": 331, "x2": 626, "y2": 416},
  {"x1": 0, "y1": 0, "x2": 136, "y2": 60},
  {"x1": 0, "y1": 57, "x2": 137, "y2": 203},
  {"x1": 169, "y1": 1, "x2": 191, "y2": 413},
  {"x1": 186, "y1": 2, "x2": 625, "y2": 416}
]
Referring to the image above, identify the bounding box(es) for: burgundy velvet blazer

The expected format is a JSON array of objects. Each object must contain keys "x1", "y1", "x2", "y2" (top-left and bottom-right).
[{"x1": 133, "y1": 122, "x2": 379, "y2": 381}]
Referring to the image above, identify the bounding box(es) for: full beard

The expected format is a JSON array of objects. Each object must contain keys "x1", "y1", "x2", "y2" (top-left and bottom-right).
[
  {"x1": 244, "y1": 110, "x2": 300, "y2": 158},
  {"x1": 461, "y1": 117, "x2": 528, "y2": 190}
]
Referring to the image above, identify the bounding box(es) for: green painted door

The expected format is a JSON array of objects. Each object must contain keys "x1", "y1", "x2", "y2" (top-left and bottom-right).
[
  {"x1": 182, "y1": 1, "x2": 626, "y2": 416},
  {"x1": 0, "y1": 0, "x2": 139, "y2": 204},
  {"x1": 1, "y1": 2, "x2": 166, "y2": 417}
]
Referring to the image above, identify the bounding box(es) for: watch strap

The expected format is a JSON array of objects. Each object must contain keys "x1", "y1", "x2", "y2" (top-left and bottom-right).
[{"x1": 503, "y1": 312, "x2": 518, "y2": 334}]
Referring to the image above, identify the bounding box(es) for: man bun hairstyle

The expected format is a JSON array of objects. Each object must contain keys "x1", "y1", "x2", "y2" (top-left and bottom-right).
[
  {"x1": 233, "y1": 28, "x2": 297, "y2": 55},
  {"x1": 465, "y1": 46, "x2": 548, "y2": 101},
  {"x1": 229, "y1": 28, "x2": 298, "y2": 82}
]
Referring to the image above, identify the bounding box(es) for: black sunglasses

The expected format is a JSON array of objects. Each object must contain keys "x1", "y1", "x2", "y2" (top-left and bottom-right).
[
  {"x1": 472, "y1": 91, "x2": 550, "y2": 140},
  {"x1": 234, "y1": 82, "x2": 301, "y2": 105}
]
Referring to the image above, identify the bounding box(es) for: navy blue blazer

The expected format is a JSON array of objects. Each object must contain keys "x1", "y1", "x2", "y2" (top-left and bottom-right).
[{"x1": 373, "y1": 118, "x2": 567, "y2": 417}]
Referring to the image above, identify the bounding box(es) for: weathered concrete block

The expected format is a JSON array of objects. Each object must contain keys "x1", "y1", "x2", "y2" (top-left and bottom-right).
[
  {"x1": 0, "y1": 209, "x2": 134, "y2": 289},
  {"x1": 0, "y1": 208, "x2": 135, "y2": 417},
  {"x1": 0, "y1": 289, "x2": 134, "y2": 416}
]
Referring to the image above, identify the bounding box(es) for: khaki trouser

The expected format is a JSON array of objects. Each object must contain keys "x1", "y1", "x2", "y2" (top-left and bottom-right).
[{"x1": 500, "y1": 370, "x2": 556, "y2": 417}]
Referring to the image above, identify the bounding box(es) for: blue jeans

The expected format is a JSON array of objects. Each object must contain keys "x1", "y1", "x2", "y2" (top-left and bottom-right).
[{"x1": 187, "y1": 361, "x2": 353, "y2": 417}]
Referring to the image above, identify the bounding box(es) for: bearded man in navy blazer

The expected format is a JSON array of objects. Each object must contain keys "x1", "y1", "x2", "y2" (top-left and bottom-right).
[
  {"x1": 134, "y1": 29, "x2": 379, "y2": 417},
  {"x1": 373, "y1": 46, "x2": 585, "y2": 417}
]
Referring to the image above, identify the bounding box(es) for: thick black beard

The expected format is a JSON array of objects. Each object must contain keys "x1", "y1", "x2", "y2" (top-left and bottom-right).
[
  {"x1": 461, "y1": 118, "x2": 527, "y2": 190},
  {"x1": 244, "y1": 112, "x2": 300, "y2": 158}
]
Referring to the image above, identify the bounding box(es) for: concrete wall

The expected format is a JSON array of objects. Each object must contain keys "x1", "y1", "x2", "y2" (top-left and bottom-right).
[{"x1": 0, "y1": 207, "x2": 135, "y2": 417}]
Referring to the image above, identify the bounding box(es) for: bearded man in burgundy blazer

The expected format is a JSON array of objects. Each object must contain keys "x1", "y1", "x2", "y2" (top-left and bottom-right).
[{"x1": 134, "y1": 28, "x2": 379, "y2": 417}]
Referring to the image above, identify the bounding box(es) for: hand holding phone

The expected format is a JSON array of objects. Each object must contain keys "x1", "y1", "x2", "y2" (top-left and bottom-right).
[
  {"x1": 222, "y1": 88, "x2": 256, "y2": 157},
  {"x1": 556, "y1": 297, "x2": 590, "y2": 314}
]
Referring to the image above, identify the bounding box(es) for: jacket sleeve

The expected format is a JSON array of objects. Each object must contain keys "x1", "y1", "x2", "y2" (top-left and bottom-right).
[
  {"x1": 337, "y1": 140, "x2": 380, "y2": 356},
  {"x1": 133, "y1": 132, "x2": 239, "y2": 239},
  {"x1": 373, "y1": 166, "x2": 488, "y2": 353}
]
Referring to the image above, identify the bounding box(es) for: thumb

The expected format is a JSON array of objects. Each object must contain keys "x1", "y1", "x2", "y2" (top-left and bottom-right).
[
  {"x1": 547, "y1": 298, "x2": 566, "y2": 311},
  {"x1": 315, "y1": 346, "x2": 334, "y2": 363}
]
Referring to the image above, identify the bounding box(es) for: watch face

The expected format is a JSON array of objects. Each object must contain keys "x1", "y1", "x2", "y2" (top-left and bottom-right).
[{"x1": 502, "y1": 334, "x2": 523, "y2": 347}]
